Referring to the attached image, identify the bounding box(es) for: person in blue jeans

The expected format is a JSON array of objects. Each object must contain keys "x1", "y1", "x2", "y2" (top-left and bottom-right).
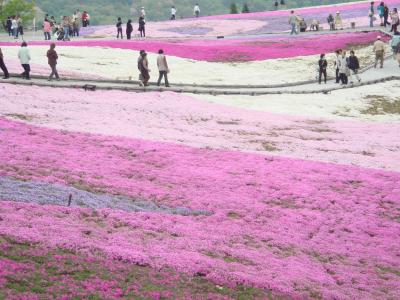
[
  {"x1": 288, "y1": 11, "x2": 298, "y2": 35},
  {"x1": 62, "y1": 16, "x2": 70, "y2": 41}
]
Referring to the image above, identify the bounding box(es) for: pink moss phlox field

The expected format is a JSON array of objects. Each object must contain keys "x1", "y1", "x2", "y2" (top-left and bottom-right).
[
  {"x1": 79, "y1": 0, "x2": 400, "y2": 37},
  {"x1": 0, "y1": 31, "x2": 388, "y2": 62},
  {"x1": 2, "y1": 86, "x2": 400, "y2": 171},
  {"x1": 0, "y1": 117, "x2": 399, "y2": 299}
]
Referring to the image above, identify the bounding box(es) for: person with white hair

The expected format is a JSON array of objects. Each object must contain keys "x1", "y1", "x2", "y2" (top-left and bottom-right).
[{"x1": 373, "y1": 35, "x2": 386, "y2": 68}]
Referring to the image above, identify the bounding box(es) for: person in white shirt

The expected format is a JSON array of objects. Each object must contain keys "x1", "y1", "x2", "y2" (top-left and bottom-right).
[
  {"x1": 157, "y1": 49, "x2": 170, "y2": 87},
  {"x1": 194, "y1": 4, "x2": 200, "y2": 17},
  {"x1": 140, "y1": 7, "x2": 146, "y2": 18},
  {"x1": 18, "y1": 41, "x2": 31, "y2": 80},
  {"x1": 11, "y1": 16, "x2": 18, "y2": 39},
  {"x1": 171, "y1": 6, "x2": 177, "y2": 20}
]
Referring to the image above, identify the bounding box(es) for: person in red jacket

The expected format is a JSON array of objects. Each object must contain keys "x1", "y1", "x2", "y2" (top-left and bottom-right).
[{"x1": 47, "y1": 43, "x2": 60, "y2": 81}]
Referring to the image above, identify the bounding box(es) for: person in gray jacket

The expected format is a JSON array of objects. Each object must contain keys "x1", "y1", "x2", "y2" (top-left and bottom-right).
[{"x1": 157, "y1": 49, "x2": 170, "y2": 87}]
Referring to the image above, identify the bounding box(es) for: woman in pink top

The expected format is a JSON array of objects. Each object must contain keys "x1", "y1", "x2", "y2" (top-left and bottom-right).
[{"x1": 43, "y1": 18, "x2": 51, "y2": 40}]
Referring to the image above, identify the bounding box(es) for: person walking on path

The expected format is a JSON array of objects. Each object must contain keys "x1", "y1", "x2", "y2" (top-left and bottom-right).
[
  {"x1": 384, "y1": 5, "x2": 390, "y2": 27},
  {"x1": 334, "y1": 49, "x2": 342, "y2": 83},
  {"x1": 373, "y1": 35, "x2": 386, "y2": 68},
  {"x1": 126, "y1": 19, "x2": 133, "y2": 40},
  {"x1": 138, "y1": 50, "x2": 150, "y2": 86},
  {"x1": 390, "y1": 31, "x2": 400, "y2": 57},
  {"x1": 289, "y1": 11, "x2": 298, "y2": 35},
  {"x1": 47, "y1": 43, "x2": 60, "y2": 81},
  {"x1": 171, "y1": 6, "x2": 177, "y2": 20},
  {"x1": 369, "y1": 2, "x2": 376, "y2": 27},
  {"x1": 348, "y1": 50, "x2": 361, "y2": 84},
  {"x1": 18, "y1": 42, "x2": 31, "y2": 80},
  {"x1": 194, "y1": 4, "x2": 200, "y2": 18},
  {"x1": 116, "y1": 17, "x2": 123, "y2": 39},
  {"x1": 390, "y1": 8, "x2": 399, "y2": 32},
  {"x1": 138, "y1": 16, "x2": 145, "y2": 37},
  {"x1": 338, "y1": 50, "x2": 349, "y2": 85},
  {"x1": 0, "y1": 48, "x2": 10, "y2": 79},
  {"x1": 157, "y1": 49, "x2": 170, "y2": 87},
  {"x1": 377, "y1": 2, "x2": 385, "y2": 25},
  {"x1": 335, "y1": 12, "x2": 343, "y2": 30},
  {"x1": 43, "y1": 18, "x2": 51, "y2": 40},
  {"x1": 318, "y1": 54, "x2": 327, "y2": 84}
]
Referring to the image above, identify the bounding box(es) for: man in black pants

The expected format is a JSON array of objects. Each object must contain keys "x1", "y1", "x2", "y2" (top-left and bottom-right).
[
  {"x1": 334, "y1": 49, "x2": 342, "y2": 83},
  {"x1": 0, "y1": 48, "x2": 10, "y2": 79},
  {"x1": 318, "y1": 54, "x2": 327, "y2": 84}
]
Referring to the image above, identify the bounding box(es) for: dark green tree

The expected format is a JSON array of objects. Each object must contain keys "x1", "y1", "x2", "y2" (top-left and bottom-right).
[
  {"x1": 230, "y1": 3, "x2": 238, "y2": 14},
  {"x1": 242, "y1": 3, "x2": 250, "y2": 13},
  {"x1": 1, "y1": 0, "x2": 35, "y2": 28}
]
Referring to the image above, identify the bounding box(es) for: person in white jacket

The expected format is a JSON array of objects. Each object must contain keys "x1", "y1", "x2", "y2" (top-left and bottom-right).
[
  {"x1": 194, "y1": 4, "x2": 200, "y2": 17},
  {"x1": 338, "y1": 50, "x2": 349, "y2": 85},
  {"x1": 18, "y1": 41, "x2": 31, "y2": 80}
]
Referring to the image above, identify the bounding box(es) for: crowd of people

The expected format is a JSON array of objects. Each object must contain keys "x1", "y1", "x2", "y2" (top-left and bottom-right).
[
  {"x1": 289, "y1": 2, "x2": 399, "y2": 34},
  {"x1": 317, "y1": 34, "x2": 400, "y2": 85}
]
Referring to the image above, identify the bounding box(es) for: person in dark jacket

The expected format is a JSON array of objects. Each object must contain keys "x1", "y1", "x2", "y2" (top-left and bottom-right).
[
  {"x1": 384, "y1": 5, "x2": 390, "y2": 27},
  {"x1": 116, "y1": 17, "x2": 123, "y2": 39},
  {"x1": 138, "y1": 50, "x2": 150, "y2": 86},
  {"x1": 126, "y1": 19, "x2": 133, "y2": 40},
  {"x1": 327, "y1": 14, "x2": 335, "y2": 30},
  {"x1": 348, "y1": 50, "x2": 361, "y2": 84},
  {"x1": 0, "y1": 47, "x2": 9, "y2": 79},
  {"x1": 47, "y1": 43, "x2": 60, "y2": 81},
  {"x1": 318, "y1": 53, "x2": 327, "y2": 84},
  {"x1": 6, "y1": 17, "x2": 12, "y2": 36},
  {"x1": 138, "y1": 16, "x2": 145, "y2": 37}
]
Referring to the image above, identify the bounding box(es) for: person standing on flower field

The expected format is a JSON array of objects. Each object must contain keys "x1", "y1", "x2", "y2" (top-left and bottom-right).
[
  {"x1": 138, "y1": 16, "x2": 145, "y2": 37},
  {"x1": 138, "y1": 50, "x2": 150, "y2": 87},
  {"x1": 171, "y1": 6, "x2": 177, "y2": 20},
  {"x1": 194, "y1": 4, "x2": 200, "y2": 18},
  {"x1": 47, "y1": 43, "x2": 60, "y2": 81},
  {"x1": 348, "y1": 50, "x2": 361, "y2": 84},
  {"x1": 0, "y1": 47, "x2": 10, "y2": 79},
  {"x1": 318, "y1": 54, "x2": 327, "y2": 84},
  {"x1": 18, "y1": 42, "x2": 31, "y2": 80},
  {"x1": 126, "y1": 19, "x2": 133, "y2": 40},
  {"x1": 157, "y1": 49, "x2": 170, "y2": 87},
  {"x1": 288, "y1": 11, "x2": 298, "y2": 35},
  {"x1": 116, "y1": 17, "x2": 123, "y2": 39},
  {"x1": 373, "y1": 35, "x2": 386, "y2": 68},
  {"x1": 377, "y1": 2, "x2": 385, "y2": 26},
  {"x1": 335, "y1": 12, "x2": 343, "y2": 30}
]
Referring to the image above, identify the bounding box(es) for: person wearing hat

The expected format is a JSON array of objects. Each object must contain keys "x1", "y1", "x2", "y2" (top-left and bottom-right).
[
  {"x1": 373, "y1": 35, "x2": 386, "y2": 68},
  {"x1": 335, "y1": 11, "x2": 343, "y2": 30}
]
